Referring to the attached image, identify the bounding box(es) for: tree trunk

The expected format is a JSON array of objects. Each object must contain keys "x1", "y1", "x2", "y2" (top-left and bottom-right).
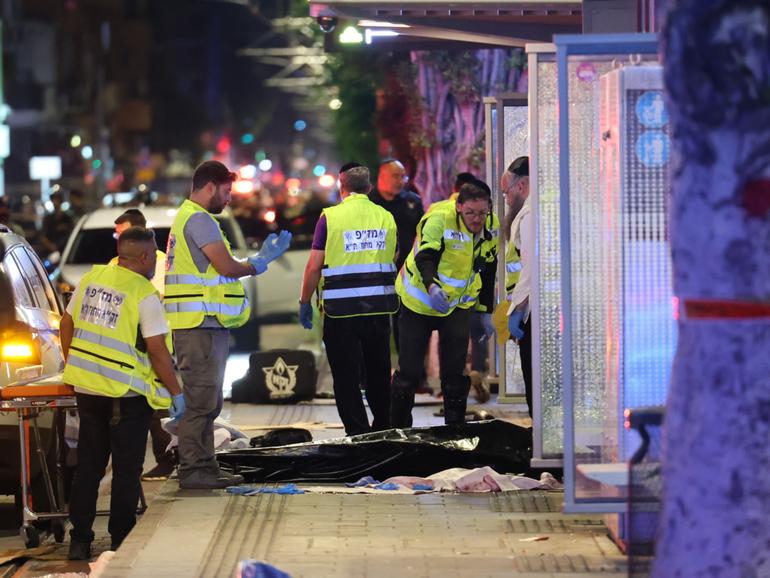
[
  {"x1": 406, "y1": 49, "x2": 526, "y2": 205},
  {"x1": 654, "y1": 3, "x2": 770, "y2": 577}
]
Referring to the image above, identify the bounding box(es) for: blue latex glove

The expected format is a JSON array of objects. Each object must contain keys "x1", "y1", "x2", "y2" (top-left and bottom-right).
[
  {"x1": 169, "y1": 393, "x2": 185, "y2": 421},
  {"x1": 247, "y1": 255, "x2": 268, "y2": 275},
  {"x1": 258, "y1": 230, "x2": 292, "y2": 263},
  {"x1": 428, "y1": 284, "x2": 450, "y2": 314},
  {"x1": 508, "y1": 310, "x2": 525, "y2": 341},
  {"x1": 480, "y1": 313, "x2": 495, "y2": 341},
  {"x1": 299, "y1": 302, "x2": 313, "y2": 330}
]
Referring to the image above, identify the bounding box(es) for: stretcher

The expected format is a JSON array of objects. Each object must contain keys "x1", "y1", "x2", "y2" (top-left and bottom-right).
[
  {"x1": 1, "y1": 380, "x2": 150, "y2": 548},
  {"x1": 0, "y1": 379, "x2": 74, "y2": 548}
]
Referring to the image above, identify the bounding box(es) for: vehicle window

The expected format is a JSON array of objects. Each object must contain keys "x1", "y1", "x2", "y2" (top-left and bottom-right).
[
  {"x1": 67, "y1": 229, "x2": 119, "y2": 264},
  {"x1": 67, "y1": 228, "x2": 171, "y2": 263},
  {"x1": 15, "y1": 247, "x2": 59, "y2": 313},
  {"x1": 2, "y1": 250, "x2": 35, "y2": 309}
]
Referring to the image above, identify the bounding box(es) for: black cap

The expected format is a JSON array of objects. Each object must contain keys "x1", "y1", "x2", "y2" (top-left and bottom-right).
[
  {"x1": 507, "y1": 156, "x2": 529, "y2": 177},
  {"x1": 339, "y1": 162, "x2": 363, "y2": 174},
  {"x1": 471, "y1": 178, "x2": 491, "y2": 198}
]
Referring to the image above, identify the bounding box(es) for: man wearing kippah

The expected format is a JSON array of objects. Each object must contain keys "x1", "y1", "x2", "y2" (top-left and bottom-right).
[{"x1": 501, "y1": 156, "x2": 533, "y2": 417}]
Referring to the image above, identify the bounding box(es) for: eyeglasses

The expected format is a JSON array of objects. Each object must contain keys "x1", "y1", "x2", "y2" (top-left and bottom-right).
[{"x1": 460, "y1": 209, "x2": 489, "y2": 220}]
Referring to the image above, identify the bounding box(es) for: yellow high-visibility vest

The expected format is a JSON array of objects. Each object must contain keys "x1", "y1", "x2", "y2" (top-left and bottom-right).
[
  {"x1": 164, "y1": 199, "x2": 250, "y2": 329},
  {"x1": 63, "y1": 265, "x2": 172, "y2": 409},
  {"x1": 396, "y1": 204, "x2": 484, "y2": 317},
  {"x1": 424, "y1": 194, "x2": 499, "y2": 311},
  {"x1": 321, "y1": 194, "x2": 399, "y2": 317}
]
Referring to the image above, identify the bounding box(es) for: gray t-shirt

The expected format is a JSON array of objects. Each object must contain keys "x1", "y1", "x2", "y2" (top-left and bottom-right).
[{"x1": 184, "y1": 212, "x2": 227, "y2": 328}]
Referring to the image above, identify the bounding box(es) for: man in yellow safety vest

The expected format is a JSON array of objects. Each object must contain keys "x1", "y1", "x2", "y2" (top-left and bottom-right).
[
  {"x1": 62, "y1": 227, "x2": 184, "y2": 559},
  {"x1": 299, "y1": 163, "x2": 399, "y2": 434},
  {"x1": 166, "y1": 161, "x2": 291, "y2": 489},
  {"x1": 392, "y1": 178, "x2": 497, "y2": 427}
]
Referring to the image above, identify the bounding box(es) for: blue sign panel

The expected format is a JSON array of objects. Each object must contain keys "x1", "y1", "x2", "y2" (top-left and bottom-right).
[
  {"x1": 635, "y1": 131, "x2": 670, "y2": 167},
  {"x1": 635, "y1": 91, "x2": 668, "y2": 128}
]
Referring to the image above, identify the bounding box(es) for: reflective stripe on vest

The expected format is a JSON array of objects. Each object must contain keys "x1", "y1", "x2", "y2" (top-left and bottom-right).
[
  {"x1": 66, "y1": 354, "x2": 169, "y2": 401},
  {"x1": 506, "y1": 262, "x2": 522, "y2": 274},
  {"x1": 164, "y1": 301, "x2": 249, "y2": 316},
  {"x1": 322, "y1": 262, "x2": 396, "y2": 277},
  {"x1": 165, "y1": 273, "x2": 242, "y2": 286},
  {"x1": 323, "y1": 285, "x2": 396, "y2": 300},
  {"x1": 437, "y1": 272, "x2": 469, "y2": 289},
  {"x1": 73, "y1": 328, "x2": 150, "y2": 368},
  {"x1": 399, "y1": 267, "x2": 461, "y2": 310}
]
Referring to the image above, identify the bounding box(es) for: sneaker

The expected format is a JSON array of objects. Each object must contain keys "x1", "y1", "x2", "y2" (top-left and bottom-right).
[
  {"x1": 68, "y1": 540, "x2": 92, "y2": 561},
  {"x1": 142, "y1": 460, "x2": 176, "y2": 481},
  {"x1": 469, "y1": 371, "x2": 491, "y2": 403}
]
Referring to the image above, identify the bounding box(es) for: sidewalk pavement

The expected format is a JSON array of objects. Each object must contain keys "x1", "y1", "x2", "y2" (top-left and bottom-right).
[
  {"x1": 102, "y1": 400, "x2": 631, "y2": 578},
  {"x1": 0, "y1": 340, "x2": 638, "y2": 577}
]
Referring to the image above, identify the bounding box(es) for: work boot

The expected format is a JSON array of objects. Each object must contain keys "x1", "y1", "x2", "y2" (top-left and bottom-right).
[
  {"x1": 68, "y1": 540, "x2": 92, "y2": 561},
  {"x1": 390, "y1": 371, "x2": 416, "y2": 428},
  {"x1": 442, "y1": 375, "x2": 471, "y2": 425},
  {"x1": 216, "y1": 470, "x2": 244, "y2": 485},
  {"x1": 179, "y1": 470, "x2": 235, "y2": 490},
  {"x1": 468, "y1": 371, "x2": 491, "y2": 404}
]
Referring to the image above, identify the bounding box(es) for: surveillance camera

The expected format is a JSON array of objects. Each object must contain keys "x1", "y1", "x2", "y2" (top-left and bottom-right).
[{"x1": 317, "y1": 15, "x2": 338, "y2": 34}]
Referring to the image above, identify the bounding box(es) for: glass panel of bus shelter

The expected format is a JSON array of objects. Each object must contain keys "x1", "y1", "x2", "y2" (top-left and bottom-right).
[
  {"x1": 565, "y1": 55, "x2": 676, "y2": 504},
  {"x1": 532, "y1": 53, "x2": 564, "y2": 460},
  {"x1": 502, "y1": 102, "x2": 528, "y2": 398}
]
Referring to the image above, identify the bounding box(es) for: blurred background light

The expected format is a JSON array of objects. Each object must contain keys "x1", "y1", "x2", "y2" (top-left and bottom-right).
[
  {"x1": 312, "y1": 164, "x2": 326, "y2": 177},
  {"x1": 81, "y1": 146, "x2": 94, "y2": 159},
  {"x1": 318, "y1": 173, "x2": 336, "y2": 188},
  {"x1": 238, "y1": 164, "x2": 257, "y2": 180},
  {"x1": 339, "y1": 26, "x2": 364, "y2": 44},
  {"x1": 233, "y1": 179, "x2": 255, "y2": 194},
  {"x1": 329, "y1": 98, "x2": 342, "y2": 111},
  {"x1": 70, "y1": 135, "x2": 82, "y2": 148},
  {"x1": 258, "y1": 159, "x2": 273, "y2": 171}
]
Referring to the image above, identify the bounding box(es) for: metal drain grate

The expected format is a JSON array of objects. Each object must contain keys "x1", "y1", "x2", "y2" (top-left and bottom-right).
[
  {"x1": 489, "y1": 491, "x2": 563, "y2": 513},
  {"x1": 505, "y1": 518, "x2": 605, "y2": 534},
  {"x1": 513, "y1": 553, "x2": 627, "y2": 573}
]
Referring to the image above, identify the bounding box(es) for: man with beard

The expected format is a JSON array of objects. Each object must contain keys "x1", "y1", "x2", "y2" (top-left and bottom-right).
[{"x1": 165, "y1": 161, "x2": 291, "y2": 489}]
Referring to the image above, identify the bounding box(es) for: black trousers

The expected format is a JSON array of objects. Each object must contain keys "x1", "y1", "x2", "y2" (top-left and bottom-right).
[
  {"x1": 323, "y1": 314, "x2": 392, "y2": 435},
  {"x1": 469, "y1": 311, "x2": 488, "y2": 372},
  {"x1": 519, "y1": 317, "x2": 533, "y2": 417},
  {"x1": 392, "y1": 307, "x2": 471, "y2": 427},
  {"x1": 69, "y1": 393, "x2": 153, "y2": 549}
]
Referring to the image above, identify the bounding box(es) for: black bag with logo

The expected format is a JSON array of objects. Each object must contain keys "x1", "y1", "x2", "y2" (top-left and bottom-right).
[{"x1": 231, "y1": 349, "x2": 317, "y2": 404}]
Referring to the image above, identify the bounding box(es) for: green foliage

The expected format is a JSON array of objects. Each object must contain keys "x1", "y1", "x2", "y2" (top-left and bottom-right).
[{"x1": 323, "y1": 52, "x2": 383, "y2": 170}]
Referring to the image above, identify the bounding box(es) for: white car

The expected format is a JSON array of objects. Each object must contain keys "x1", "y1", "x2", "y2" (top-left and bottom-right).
[{"x1": 55, "y1": 205, "x2": 308, "y2": 349}]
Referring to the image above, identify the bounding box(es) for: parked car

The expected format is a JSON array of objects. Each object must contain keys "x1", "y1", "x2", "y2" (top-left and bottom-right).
[
  {"x1": 0, "y1": 225, "x2": 65, "y2": 515},
  {"x1": 54, "y1": 205, "x2": 309, "y2": 349}
]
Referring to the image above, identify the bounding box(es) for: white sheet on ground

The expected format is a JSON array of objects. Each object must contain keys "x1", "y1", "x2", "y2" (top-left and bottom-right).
[{"x1": 302, "y1": 467, "x2": 562, "y2": 494}]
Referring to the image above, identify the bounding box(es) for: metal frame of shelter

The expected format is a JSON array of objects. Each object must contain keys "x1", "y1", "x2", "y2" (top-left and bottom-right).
[{"x1": 555, "y1": 32, "x2": 661, "y2": 514}]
